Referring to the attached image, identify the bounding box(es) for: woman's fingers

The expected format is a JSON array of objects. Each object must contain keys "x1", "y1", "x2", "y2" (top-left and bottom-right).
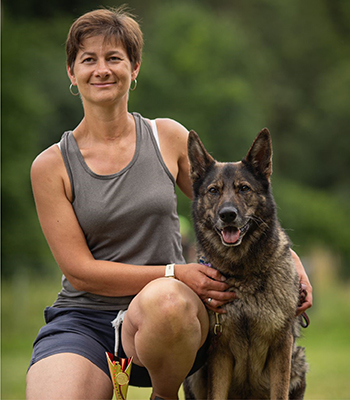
[{"x1": 175, "y1": 263, "x2": 237, "y2": 313}]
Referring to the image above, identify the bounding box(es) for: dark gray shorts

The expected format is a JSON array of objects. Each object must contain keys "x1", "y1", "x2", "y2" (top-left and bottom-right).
[{"x1": 28, "y1": 307, "x2": 209, "y2": 387}]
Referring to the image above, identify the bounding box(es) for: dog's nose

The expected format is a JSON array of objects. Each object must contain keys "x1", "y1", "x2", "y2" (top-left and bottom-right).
[{"x1": 219, "y1": 207, "x2": 238, "y2": 223}]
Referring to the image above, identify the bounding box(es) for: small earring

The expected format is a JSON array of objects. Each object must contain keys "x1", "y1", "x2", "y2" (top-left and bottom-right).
[
  {"x1": 130, "y1": 79, "x2": 137, "y2": 91},
  {"x1": 69, "y1": 83, "x2": 80, "y2": 96}
]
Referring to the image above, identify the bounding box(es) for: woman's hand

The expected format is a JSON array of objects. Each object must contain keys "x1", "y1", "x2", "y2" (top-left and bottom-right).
[
  {"x1": 175, "y1": 263, "x2": 237, "y2": 314},
  {"x1": 291, "y1": 249, "x2": 313, "y2": 315}
]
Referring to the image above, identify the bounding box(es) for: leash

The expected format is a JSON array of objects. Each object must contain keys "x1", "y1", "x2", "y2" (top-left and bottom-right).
[
  {"x1": 214, "y1": 312, "x2": 223, "y2": 335},
  {"x1": 300, "y1": 312, "x2": 310, "y2": 328}
]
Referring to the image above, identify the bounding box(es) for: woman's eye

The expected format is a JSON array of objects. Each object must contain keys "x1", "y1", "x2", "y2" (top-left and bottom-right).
[{"x1": 83, "y1": 57, "x2": 94, "y2": 63}]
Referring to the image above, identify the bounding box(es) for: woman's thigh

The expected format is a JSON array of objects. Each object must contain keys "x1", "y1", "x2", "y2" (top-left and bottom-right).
[
  {"x1": 27, "y1": 307, "x2": 118, "y2": 398},
  {"x1": 28, "y1": 307, "x2": 117, "y2": 376},
  {"x1": 26, "y1": 353, "x2": 113, "y2": 400}
]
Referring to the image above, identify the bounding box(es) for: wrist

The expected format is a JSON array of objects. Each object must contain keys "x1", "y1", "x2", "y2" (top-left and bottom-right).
[{"x1": 165, "y1": 263, "x2": 176, "y2": 278}]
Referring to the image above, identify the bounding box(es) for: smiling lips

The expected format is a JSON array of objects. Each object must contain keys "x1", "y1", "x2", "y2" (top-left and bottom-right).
[{"x1": 91, "y1": 82, "x2": 116, "y2": 87}]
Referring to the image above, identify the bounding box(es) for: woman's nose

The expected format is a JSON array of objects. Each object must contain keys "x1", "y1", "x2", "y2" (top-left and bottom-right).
[{"x1": 94, "y1": 60, "x2": 110, "y2": 77}]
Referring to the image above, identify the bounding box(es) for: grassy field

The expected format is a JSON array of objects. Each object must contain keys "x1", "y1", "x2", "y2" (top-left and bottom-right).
[{"x1": 2, "y1": 275, "x2": 350, "y2": 399}]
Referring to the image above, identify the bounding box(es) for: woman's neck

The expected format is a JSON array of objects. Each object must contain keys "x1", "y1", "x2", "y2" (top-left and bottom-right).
[{"x1": 74, "y1": 102, "x2": 135, "y2": 143}]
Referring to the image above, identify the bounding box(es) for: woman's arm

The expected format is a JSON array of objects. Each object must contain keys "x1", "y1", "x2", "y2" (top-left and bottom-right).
[
  {"x1": 152, "y1": 118, "x2": 193, "y2": 199},
  {"x1": 31, "y1": 145, "x2": 166, "y2": 297}
]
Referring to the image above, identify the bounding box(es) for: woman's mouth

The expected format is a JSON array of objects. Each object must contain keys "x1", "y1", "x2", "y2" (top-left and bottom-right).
[{"x1": 91, "y1": 82, "x2": 116, "y2": 88}]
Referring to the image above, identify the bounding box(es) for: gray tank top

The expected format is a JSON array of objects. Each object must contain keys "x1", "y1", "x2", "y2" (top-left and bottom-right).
[{"x1": 53, "y1": 112, "x2": 185, "y2": 310}]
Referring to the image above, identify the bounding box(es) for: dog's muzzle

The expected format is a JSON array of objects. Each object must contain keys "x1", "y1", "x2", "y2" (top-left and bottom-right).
[{"x1": 215, "y1": 206, "x2": 250, "y2": 246}]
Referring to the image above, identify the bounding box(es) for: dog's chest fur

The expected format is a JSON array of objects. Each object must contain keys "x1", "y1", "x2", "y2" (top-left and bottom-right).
[{"x1": 207, "y1": 256, "x2": 299, "y2": 395}]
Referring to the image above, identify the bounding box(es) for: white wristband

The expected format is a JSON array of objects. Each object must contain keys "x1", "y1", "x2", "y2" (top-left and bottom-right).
[{"x1": 165, "y1": 263, "x2": 176, "y2": 278}]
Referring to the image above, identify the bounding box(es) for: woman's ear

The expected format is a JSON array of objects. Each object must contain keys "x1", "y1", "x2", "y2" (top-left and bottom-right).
[
  {"x1": 131, "y1": 61, "x2": 141, "y2": 81},
  {"x1": 67, "y1": 64, "x2": 76, "y2": 85}
]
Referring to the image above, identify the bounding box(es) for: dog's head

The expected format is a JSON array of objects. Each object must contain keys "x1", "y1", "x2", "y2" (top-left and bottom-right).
[{"x1": 188, "y1": 129, "x2": 274, "y2": 248}]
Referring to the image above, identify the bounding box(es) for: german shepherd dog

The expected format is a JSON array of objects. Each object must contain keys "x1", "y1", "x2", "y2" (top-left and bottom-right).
[{"x1": 183, "y1": 129, "x2": 308, "y2": 399}]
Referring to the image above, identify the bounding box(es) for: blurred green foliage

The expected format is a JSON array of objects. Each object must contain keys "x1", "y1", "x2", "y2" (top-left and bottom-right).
[{"x1": 2, "y1": 0, "x2": 350, "y2": 277}]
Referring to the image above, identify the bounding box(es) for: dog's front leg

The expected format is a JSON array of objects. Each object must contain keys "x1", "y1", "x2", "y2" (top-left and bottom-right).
[
  {"x1": 268, "y1": 333, "x2": 293, "y2": 400},
  {"x1": 207, "y1": 351, "x2": 233, "y2": 400}
]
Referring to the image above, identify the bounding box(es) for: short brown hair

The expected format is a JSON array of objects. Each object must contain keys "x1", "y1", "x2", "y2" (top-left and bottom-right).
[{"x1": 66, "y1": 6, "x2": 143, "y2": 73}]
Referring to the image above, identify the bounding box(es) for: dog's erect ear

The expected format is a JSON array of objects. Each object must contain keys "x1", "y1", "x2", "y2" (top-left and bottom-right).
[
  {"x1": 243, "y1": 128, "x2": 272, "y2": 180},
  {"x1": 188, "y1": 130, "x2": 215, "y2": 182}
]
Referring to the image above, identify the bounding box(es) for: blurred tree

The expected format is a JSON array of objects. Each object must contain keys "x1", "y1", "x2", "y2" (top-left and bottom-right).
[
  {"x1": 1, "y1": 16, "x2": 82, "y2": 276},
  {"x1": 203, "y1": 0, "x2": 350, "y2": 199},
  {"x1": 2, "y1": 0, "x2": 159, "y2": 20},
  {"x1": 273, "y1": 179, "x2": 350, "y2": 270},
  {"x1": 2, "y1": 0, "x2": 350, "y2": 276}
]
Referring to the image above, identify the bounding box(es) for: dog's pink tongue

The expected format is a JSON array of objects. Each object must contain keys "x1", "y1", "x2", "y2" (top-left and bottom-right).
[{"x1": 222, "y1": 228, "x2": 240, "y2": 244}]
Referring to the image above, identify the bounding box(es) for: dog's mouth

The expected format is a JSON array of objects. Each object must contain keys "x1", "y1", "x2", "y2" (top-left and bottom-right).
[{"x1": 216, "y1": 223, "x2": 250, "y2": 247}]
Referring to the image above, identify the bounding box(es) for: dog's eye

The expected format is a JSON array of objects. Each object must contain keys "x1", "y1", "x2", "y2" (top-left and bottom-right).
[
  {"x1": 239, "y1": 185, "x2": 251, "y2": 193},
  {"x1": 208, "y1": 187, "x2": 219, "y2": 194}
]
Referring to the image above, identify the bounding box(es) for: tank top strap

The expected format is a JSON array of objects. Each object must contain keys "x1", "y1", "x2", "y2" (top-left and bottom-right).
[{"x1": 150, "y1": 119, "x2": 160, "y2": 150}]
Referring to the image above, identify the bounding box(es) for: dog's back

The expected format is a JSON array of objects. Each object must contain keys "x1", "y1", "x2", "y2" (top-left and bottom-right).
[{"x1": 184, "y1": 129, "x2": 307, "y2": 400}]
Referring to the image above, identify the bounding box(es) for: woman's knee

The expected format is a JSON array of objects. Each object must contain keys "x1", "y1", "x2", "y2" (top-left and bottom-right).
[
  {"x1": 133, "y1": 278, "x2": 208, "y2": 339},
  {"x1": 140, "y1": 279, "x2": 196, "y2": 317},
  {"x1": 122, "y1": 279, "x2": 209, "y2": 365}
]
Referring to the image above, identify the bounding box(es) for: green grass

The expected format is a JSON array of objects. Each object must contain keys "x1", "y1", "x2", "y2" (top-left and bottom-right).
[
  {"x1": 2, "y1": 276, "x2": 350, "y2": 399},
  {"x1": 296, "y1": 283, "x2": 350, "y2": 399}
]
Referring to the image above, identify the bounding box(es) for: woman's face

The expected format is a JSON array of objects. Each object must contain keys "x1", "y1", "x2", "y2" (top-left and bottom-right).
[{"x1": 67, "y1": 35, "x2": 140, "y2": 106}]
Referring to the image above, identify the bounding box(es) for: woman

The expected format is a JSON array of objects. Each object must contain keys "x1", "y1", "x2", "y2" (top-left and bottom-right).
[{"x1": 26, "y1": 7, "x2": 312, "y2": 400}]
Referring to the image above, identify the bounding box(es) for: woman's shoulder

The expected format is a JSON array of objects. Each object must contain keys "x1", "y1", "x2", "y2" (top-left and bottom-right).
[
  {"x1": 153, "y1": 119, "x2": 188, "y2": 158},
  {"x1": 31, "y1": 143, "x2": 65, "y2": 180},
  {"x1": 31, "y1": 142, "x2": 74, "y2": 201},
  {"x1": 153, "y1": 118, "x2": 189, "y2": 148},
  {"x1": 153, "y1": 118, "x2": 188, "y2": 135}
]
